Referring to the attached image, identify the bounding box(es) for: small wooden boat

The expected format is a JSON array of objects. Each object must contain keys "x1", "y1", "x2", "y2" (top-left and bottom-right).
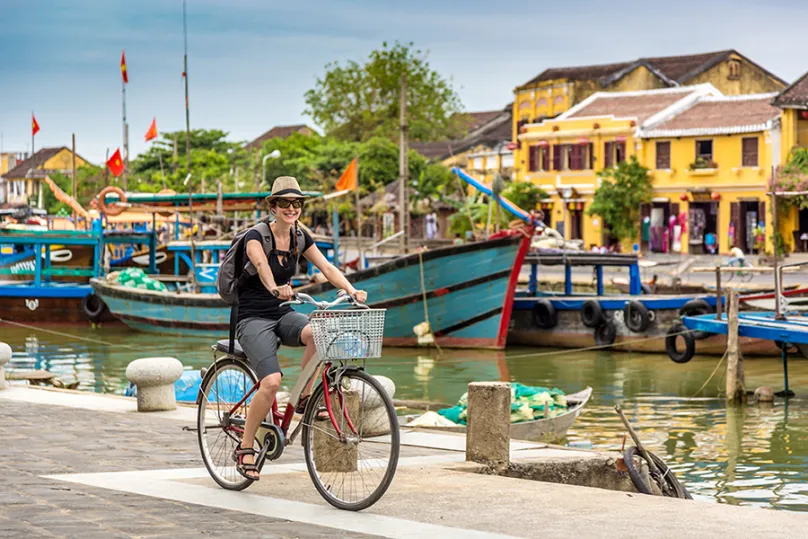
[{"x1": 410, "y1": 387, "x2": 592, "y2": 443}]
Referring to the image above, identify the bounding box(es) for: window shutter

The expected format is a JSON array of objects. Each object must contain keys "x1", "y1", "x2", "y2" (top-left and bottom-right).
[
  {"x1": 742, "y1": 137, "x2": 758, "y2": 167},
  {"x1": 528, "y1": 146, "x2": 537, "y2": 171},
  {"x1": 569, "y1": 144, "x2": 581, "y2": 170},
  {"x1": 656, "y1": 141, "x2": 670, "y2": 169},
  {"x1": 616, "y1": 141, "x2": 626, "y2": 164},
  {"x1": 552, "y1": 145, "x2": 563, "y2": 171},
  {"x1": 540, "y1": 146, "x2": 550, "y2": 171},
  {"x1": 588, "y1": 143, "x2": 594, "y2": 169},
  {"x1": 604, "y1": 141, "x2": 613, "y2": 168},
  {"x1": 730, "y1": 202, "x2": 741, "y2": 248}
]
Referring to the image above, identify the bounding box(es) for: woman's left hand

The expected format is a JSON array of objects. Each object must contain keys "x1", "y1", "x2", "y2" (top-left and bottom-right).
[{"x1": 352, "y1": 289, "x2": 368, "y2": 304}]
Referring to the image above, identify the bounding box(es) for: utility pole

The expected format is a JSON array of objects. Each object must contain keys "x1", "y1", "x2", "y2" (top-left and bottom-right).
[
  {"x1": 398, "y1": 73, "x2": 409, "y2": 254},
  {"x1": 71, "y1": 133, "x2": 77, "y2": 200},
  {"x1": 183, "y1": 0, "x2": 191, "y2": 175}
]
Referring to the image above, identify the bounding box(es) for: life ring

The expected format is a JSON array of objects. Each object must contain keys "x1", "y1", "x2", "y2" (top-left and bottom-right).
[
  {"x1": 81, "y1": 293, "x2": 107, "y2": 323},
  {"x1": 98, "y1": 186, "x2": 127, "y2": 216},
  {"x1": 133, "y1": 252, "x2": 168, "y2": 266},
  {"x1": 580, "y1": 300, "x2": 604, "y2": 328},
  {"x1": 47, "y1": 249, "x2": 73, "y2": 263},
  {"x1": 531, "y1": 299, "x2": 558, "y2": 329},
  {"x1": 594, "y1": 320, "x2": 616, "y2": 346},
  {"x1": 623, "y1": 300, "x2": 650, "y2": 333},
  {"x1": 679, "y1": 299, "x2": 711, "y2": 317},
  {"x1": 666, "y1": 323, "x2": 695, "y2": 363}
]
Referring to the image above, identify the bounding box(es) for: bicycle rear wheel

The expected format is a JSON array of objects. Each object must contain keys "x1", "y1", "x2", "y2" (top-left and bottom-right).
[
  {"x1": 302, "y1": 369, "x2": 400, "y2": 511},
  {"x1": 197, "y1": 359, "x2": 257, "y2": 491}
]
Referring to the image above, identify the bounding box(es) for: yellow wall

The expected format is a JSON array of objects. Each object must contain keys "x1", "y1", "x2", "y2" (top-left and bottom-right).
[
  {"x1": 686, "y1": 53, "x2": 785, "y2": 96},
  {"x1": 608, "y1": 65, "x2": 668, "y2": 93}
]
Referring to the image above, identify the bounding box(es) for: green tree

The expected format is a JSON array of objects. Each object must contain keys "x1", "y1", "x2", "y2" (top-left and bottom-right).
[
  {"x1": 304, "y1": 41, "x2": 465, "y2": 143},
  {"x1": 502, "y1": 181, "x2": 548, "y2": 212},
  {"x1": 588, "y1": 157, "x2": 652, "y2": 243}
]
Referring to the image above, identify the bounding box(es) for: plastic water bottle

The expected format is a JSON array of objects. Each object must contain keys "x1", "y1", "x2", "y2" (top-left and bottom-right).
[{"x1": 567, "y1": 441, "x2": 593, "y2": 450}]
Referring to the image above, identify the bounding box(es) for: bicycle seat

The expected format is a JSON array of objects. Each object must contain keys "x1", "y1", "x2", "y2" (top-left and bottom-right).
[{"x1": 215, "y1": 339, "x2": 247, "y2": 359}]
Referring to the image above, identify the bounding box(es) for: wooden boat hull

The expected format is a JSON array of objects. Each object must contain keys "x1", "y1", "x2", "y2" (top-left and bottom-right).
[
  {"x1": 413, "y1": 388, "x2": 593, "y2": 443},
  {"x1": 0, "y1": 284, "x2": 115, "y2": 323},
  {"x1": 296, "y1": 232, "x2": 530, "y2": 349},
  {"x1": 0, "y1": 245, "x2": 95, "y2": 283},
  {"x1": 92, "y1": 233, "x2": 531, "y2": 349},
  {"x1": 509, "y1": 294, "x2": 782, "y2": 356}
]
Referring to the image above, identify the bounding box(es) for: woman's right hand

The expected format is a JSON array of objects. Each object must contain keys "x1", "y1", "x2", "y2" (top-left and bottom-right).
[{"x1": 271, "y1": 284, "x2": 294, "y2": 300}]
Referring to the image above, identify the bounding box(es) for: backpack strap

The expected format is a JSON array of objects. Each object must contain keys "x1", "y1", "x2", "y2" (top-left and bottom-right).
[{"x1": 229, "y1": 221, "x2": 273, "y2": 356}]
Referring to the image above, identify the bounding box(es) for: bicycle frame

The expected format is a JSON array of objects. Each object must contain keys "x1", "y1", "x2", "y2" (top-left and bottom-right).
[{"x1": 219, "y1": 355, "x2": 359, "y2": 447}]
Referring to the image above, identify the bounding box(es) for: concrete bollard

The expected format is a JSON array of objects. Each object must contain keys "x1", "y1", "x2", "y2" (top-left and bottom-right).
[
  {"x1": 466, "y1": 382, "x2": 511, "y2": 467},
  {"x1": 125, "y1": 357, "x2": 183, "y2": 412},
  {"x1": 313, "y1": 388, "x2": 359, "y2": 472},
  {"x1": 0, "y1": 341, "x2": 11, "y2": 390}
]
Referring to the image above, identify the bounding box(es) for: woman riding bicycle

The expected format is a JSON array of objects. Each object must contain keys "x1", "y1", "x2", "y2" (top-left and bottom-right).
[{"x1": 234, "y1": 176, "x2": 367, "y2": 480}]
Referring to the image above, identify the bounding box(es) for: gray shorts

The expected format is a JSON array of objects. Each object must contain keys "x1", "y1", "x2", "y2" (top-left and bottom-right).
[{"x1": 236, "y1": 311, "x2": 309, "y2": 379}]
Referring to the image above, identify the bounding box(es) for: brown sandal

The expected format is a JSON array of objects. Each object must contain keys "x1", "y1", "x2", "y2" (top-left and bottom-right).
[
  {"x1": 296, "y1": 395, "x2": 330, "y2": 420},
  {"x1": 232, "y1": 446, "x2": 259, "y2": 480}
]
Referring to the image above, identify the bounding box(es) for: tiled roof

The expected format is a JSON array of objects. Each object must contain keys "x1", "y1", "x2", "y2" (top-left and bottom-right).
[
  {"x1": 565, "y1": 89, "x2": 696, "y2": 124},
  {"x1": 640, "y1": 94, "x2": 780, "y2": 137},
  {"x1": 412, "y1": 109, "x2": 513, "y2": 161},
  {"x1": 245, "y1": 124, "x2": 313, "y2": 151},
  {"x1": 772, "y1": 71, "x2": 808, "y2": 108},
  {"x1": 455, "y1": 110, "x2": 504, "y2": 132},
  {"x1": 519, "y1": 49, "x2": 785, "y2": 90},
  {"x1": 410, "y1": 141, "x2": 457, "y2": 161},
  {"x1": 3, "y1": 147, "x2": 68, "y2": 179}
]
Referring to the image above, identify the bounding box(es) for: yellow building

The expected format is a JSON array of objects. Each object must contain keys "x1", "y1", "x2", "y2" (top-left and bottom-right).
[
  {"x1": 516, "y1": 84, "x2": 783, "y2": 255},
  {"x1": 772, "y1": 73, "x2": 808, "y2": 253},
  {"x1": 512, "y1": 49, "x2": 786, "y2": 174},
  {"x1": 1, "y1": 147, "x2": 89, "y2": 208}
]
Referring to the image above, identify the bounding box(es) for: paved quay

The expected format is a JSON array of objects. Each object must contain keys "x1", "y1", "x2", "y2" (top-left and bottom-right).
[{"x1": 2, "y1": 385, "x2": 808, "y2": 538}]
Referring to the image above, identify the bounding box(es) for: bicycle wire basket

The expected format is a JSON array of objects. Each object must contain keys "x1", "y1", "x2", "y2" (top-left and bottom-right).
[{"x1": 308, "y1": 308, "x2": 386, "y2": 360}]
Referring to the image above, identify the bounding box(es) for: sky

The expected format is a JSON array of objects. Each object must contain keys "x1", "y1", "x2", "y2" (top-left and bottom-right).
[{"x1": 1, "y1": 0, "x2": 807, "y2": 164}]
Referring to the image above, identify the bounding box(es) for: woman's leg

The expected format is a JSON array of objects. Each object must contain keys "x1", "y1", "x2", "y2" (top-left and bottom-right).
[
  {"x1": 275, "y1": 313, "x2": 319, "y2": 401},
  {"x1": 299, "y1": 324, "x2": 319, "y2": 397},
  {"x1": 240, "y1": 372, "x2": 281, "y2": 478}
]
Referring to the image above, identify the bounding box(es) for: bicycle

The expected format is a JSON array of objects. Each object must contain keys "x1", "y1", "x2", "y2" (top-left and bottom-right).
[
  {"x1": 724, "y1": 257, "x2": 753, "y2": 283},
  {"x1": 196, "y1": 291, "x2": 400, "y2": 511}
]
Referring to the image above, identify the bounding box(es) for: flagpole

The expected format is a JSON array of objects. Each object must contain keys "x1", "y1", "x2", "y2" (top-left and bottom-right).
[
  {"x1": 355, "y1": 156, "x2": 362, "y2": 269},
  {"x1": 183, "y1": 0, "x2": 191, "y2": 174},
  {"x1": 31, "y1": 111, "x2": 34, "y2": 159},
  {"x1": 121, "y1": 58, "x2": 128, "y2": 191}
]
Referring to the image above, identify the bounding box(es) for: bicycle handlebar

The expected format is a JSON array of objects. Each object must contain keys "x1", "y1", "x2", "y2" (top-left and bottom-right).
[{"x1": 280, "y1": 290, "x2": 367, "y2": 310}]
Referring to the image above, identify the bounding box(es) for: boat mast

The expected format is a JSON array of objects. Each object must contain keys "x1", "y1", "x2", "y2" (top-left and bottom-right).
[
  {"x1": 183, "y1": 0, "x2": 197, "y2": 292},
  {"x1": 399, "y1": 73, "x2": 409, "y2": 254}
]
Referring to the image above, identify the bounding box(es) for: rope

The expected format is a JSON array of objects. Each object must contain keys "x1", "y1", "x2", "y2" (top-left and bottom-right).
[
  {"x1": 0, "y1": 318, "x2": 169, "y2": 352},
  {"x1": 690, "y1": 350, "x2": 728, "y2": 398},
  {"x1": 417, "y1": 250, "x2": 442, "y2": 355}
]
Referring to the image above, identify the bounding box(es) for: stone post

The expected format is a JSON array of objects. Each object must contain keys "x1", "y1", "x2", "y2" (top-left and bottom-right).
[
  {"x1": 0, "y1": 342, "x2": 11, "y2": 390},
  {"x1": 313, "y1": 388, "x2": 359, "y2": 473},
  {"x1": 125, "y1": 357, "x2": 183, "y2": 412},
  {"x1": 466, "y1": 382, "x2": 511, "y2": 467}
]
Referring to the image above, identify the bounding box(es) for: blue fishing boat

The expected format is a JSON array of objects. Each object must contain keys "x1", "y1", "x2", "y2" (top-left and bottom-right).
[{"x1": 91, "y1": 231, "x2": 531, "y2": 349}]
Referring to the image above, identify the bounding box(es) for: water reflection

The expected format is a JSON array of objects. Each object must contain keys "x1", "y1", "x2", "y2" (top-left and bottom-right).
[{"x1": 2, "y1": 324, "x2": 808, "y2": 510}]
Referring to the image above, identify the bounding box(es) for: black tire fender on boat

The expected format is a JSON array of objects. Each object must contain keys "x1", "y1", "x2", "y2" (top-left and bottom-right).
[
  {"x1": 623, "y1": 300, "x2": 651, "y2": 333},
  {"x1": 532, "y1": 299, "x2": 558, "y2": 329},
  {"x1": 679, "y1": 299, "x2": 711, "y2": 317},
  {"x1": 81, "y1": 293, "x2": 106, "y2": 323},
  {"x1": 666, "y1": 323, "x2": 695, "y2": 363},
  {"x1": 581, "y1": 300, "x2": 604, "y2": 328},
  {"x1": 594, "y1": 320, "x2": 616, "y2": 346}
]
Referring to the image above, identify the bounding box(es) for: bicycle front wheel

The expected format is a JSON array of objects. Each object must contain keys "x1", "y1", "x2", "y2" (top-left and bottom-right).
[
  {"x1": 197, "y1": 359, "x2": 258, "y2": 491},
  {"x1": 302, "y1": 369, "x2": 400, "y2": 511}
]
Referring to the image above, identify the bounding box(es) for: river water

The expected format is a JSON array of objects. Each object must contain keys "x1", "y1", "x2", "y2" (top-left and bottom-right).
[{"x1": 3, "y1": 323, "x2": 807, "y2": 511}]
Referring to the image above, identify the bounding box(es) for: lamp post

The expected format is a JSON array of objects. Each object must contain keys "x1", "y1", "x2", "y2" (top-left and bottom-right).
[{"x1": 260, "y1": 149, "x2": 281, "y2": 191}]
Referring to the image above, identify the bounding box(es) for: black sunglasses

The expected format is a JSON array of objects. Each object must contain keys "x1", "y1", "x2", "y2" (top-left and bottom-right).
[{"x1": 275, "y1": 199, "x2": 304, "y2": 209}]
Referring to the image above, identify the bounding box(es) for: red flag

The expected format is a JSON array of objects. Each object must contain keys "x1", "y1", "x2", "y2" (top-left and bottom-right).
[
  {"x1": 31, "y1": 114, "x2": 40, "y2": 136},
  {"x1": 107, "y1": 148, "x2": 125, "y2": 177},
  {"x1": 335, "y1": 157, "x2": 358, "y2": 191},
  {"x1": 144, "y1": 118, "x2": 158, "y2": 142},
  {"x1": 120, "y1": 50, "x2": 128, "y2": 84}
]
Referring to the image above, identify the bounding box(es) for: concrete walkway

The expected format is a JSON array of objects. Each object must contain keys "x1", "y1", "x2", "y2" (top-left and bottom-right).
[{"x1": 1, "y1": 386, "x2": 807, "y2": 538}]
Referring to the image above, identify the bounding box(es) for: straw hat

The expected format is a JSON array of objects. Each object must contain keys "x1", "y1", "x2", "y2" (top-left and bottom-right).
[{"x1": 266, "y1": 176, "x2": 308, "y2": 202}]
